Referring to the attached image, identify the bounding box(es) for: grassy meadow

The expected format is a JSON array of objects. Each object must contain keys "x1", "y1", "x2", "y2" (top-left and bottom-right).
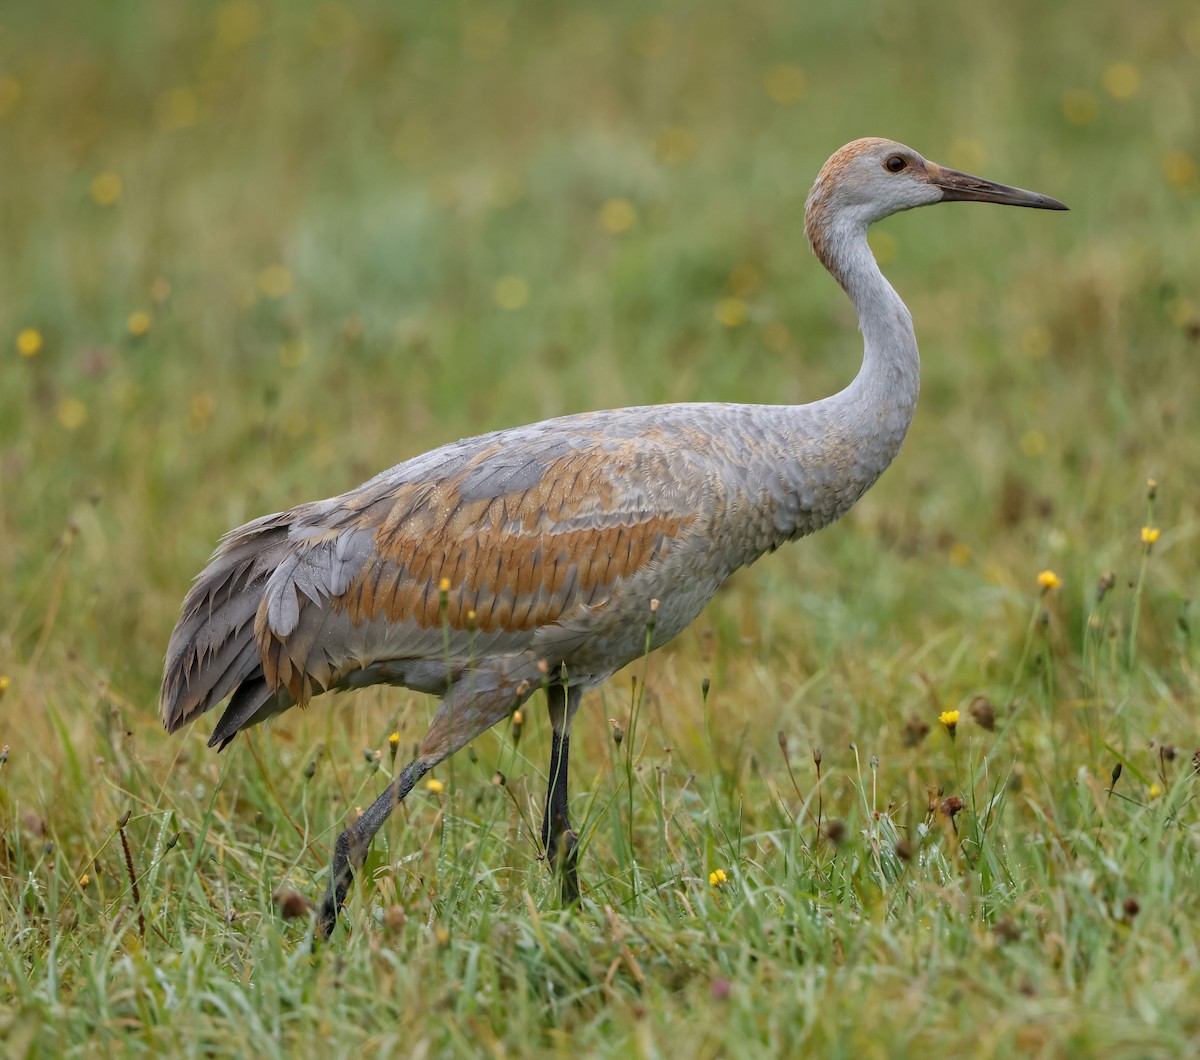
[{"x1": 3, "y1": 0, "x2": 1200, "y2": 1054}]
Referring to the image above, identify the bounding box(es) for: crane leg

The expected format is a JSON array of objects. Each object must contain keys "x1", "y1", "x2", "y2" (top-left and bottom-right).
[
  {"x1": 317, "y1": 671, "x2": 536, "y2": 939},
  {"x1": 541, "y1": 681, "x2": 583, "y2": 904}
]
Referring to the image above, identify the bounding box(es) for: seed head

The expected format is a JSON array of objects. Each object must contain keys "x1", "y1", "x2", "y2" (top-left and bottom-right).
[
  {"x1": 272, "y1": 888, "x2": 314, "y2": 919},
  {"x1": 940, "y1": 795, "x2": 965, "y2": 819},
  {"x1": 969, "y1": 697, "x2": 996, "y2": 731},
  {"x1": 993, "y1": 918, "x2": 1021, "y2": 944}
]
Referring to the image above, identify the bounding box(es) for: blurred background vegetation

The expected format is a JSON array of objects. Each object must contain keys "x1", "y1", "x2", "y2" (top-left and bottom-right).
[{"x1": 1, "y1": 0, "x2": 1199, "y2": 1054}]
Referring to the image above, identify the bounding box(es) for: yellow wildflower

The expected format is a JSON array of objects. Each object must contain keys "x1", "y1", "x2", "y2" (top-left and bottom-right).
[
  {"x1": 1037, "y1": 569, "x2": 1063, "y2": 591},
  {"x1": 1148, "y1": 783, "x2": 1162, "y2": 800},
  {"x1": 388, "y1": 732, "x2": 400, "y2": 750},
  {"x1": 948, "y1": 542, "x2": 972, "y2": 567},
  {"x1": 156, "y1": 86, "x2": 200, "y2": 131},
  {"x1": 257, "y1": 264, "x2": 292, "y2": 299},
  {"x1": 1141, "y1": 527, "x2": 1160, "y2": 545},
  {"x1": 127, "y1": 310, "x2": 151, "y2": 337},
  {"x1": 1061, "y1": 89, "x2": 1098, "y2": 127},
  {"x1": 763, "y1": 63, "x2": 806, "y2": 105},
  {"x1": 1163, "y1": 150, "x2": 1197, "y2": 188},
  {"x1": 425, "y1": 778, "x2": 445, "y2": 794},
  {"x1": 79, "y1": 873, "x2": 91, "y2": 889},
  {"x1": 598, "y1": 198, "x2": 637, "y2": 234},
  {"x1": 216, "y1": 0, "x2": 264, "y2": 49},
  {"x1": 1102, "y1": 62, "x2": 1139, "y2": 100},
  {"x1": 1020, "y1": 429, "x2": 1047, "y2": 457},
  {"x1": 17, "y1": 328, "x2": 43, "y2": 357},
  {"x1": 57, "y1": 397, "x2": 88, "y2": 430},
  {"x1": 868, "y1": 230, "x2": 897, "y2": 265},
  {"x1": 512, "y1": 709, "x2": 523, "y2": 726},
  {"x1": 0, "y1": 74, "x2": 20, "y2": 117},
  {"x1": 708, "y1": 868, "x2": 728, "y2": 887},
  {"x1": 655, "y1": 125, "x2": 696, "y2": 166},
  {"x1": 493, "y1": 275, "x2": 529, "y2": 310},
  {"x1": 939, "y1": 709, "x2": 959, "y2": 735},
  {"x1": 277, "y1": 339, "x2": 308, "y2": 368},
  {"x1": 90, "y1": 171, "x2": 123, "y2": 205},
  {"x1": 714, "y1": 298, "x2": 747, "y2": 327}
]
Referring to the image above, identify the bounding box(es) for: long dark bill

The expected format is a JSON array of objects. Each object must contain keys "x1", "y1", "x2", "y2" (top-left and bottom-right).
[{"x1": 928, "y1": 164, "x2": 1069, "y2": 211}]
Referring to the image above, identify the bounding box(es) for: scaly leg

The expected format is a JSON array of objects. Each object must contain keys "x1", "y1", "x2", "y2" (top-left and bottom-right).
[
  {"x1": 318, "y1": 671, "x2": 535, "y2": 939},
  {"x1": 541, "y1": 681, "x2": 583, "y2": 903}
]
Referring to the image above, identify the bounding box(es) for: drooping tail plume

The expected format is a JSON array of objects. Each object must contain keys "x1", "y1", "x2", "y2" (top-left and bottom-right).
[{"x1": 160, "y1": 511, "x2": 295, "y2": 747}]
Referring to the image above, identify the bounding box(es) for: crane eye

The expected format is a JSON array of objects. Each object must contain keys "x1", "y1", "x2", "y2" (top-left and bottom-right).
[{"x1": 885, "y1": 155, "x2": 907, "y2": 173}]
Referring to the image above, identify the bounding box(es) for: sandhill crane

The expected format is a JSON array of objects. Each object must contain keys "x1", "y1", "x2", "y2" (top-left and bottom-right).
[{"x1": 161, "y1": 138, "x2": 1066, "y2": 937}]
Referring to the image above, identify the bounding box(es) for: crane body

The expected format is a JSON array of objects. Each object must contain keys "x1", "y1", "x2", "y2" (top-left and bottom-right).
[{"x1": 160, "y1": 138, "x2": 1066, "y2": 936}]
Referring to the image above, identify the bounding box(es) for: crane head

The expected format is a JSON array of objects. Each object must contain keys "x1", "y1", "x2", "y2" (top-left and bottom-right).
[{"x1": 806, "y1": 137, "x2": 1068, "y2": 231}]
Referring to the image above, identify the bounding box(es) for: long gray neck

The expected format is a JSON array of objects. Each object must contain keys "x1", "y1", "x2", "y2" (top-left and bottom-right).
[
  {"x1": 820, "y1": 214, "x2": 920, "y2": 459},
  {"x1": 759, "y1": 214, "x2": 921, "y2": 543}
]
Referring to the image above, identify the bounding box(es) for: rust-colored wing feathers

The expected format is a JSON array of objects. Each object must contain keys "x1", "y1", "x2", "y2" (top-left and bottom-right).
[{"x1": 246, "y1": 432, "x2": 696, "y2": 709}]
